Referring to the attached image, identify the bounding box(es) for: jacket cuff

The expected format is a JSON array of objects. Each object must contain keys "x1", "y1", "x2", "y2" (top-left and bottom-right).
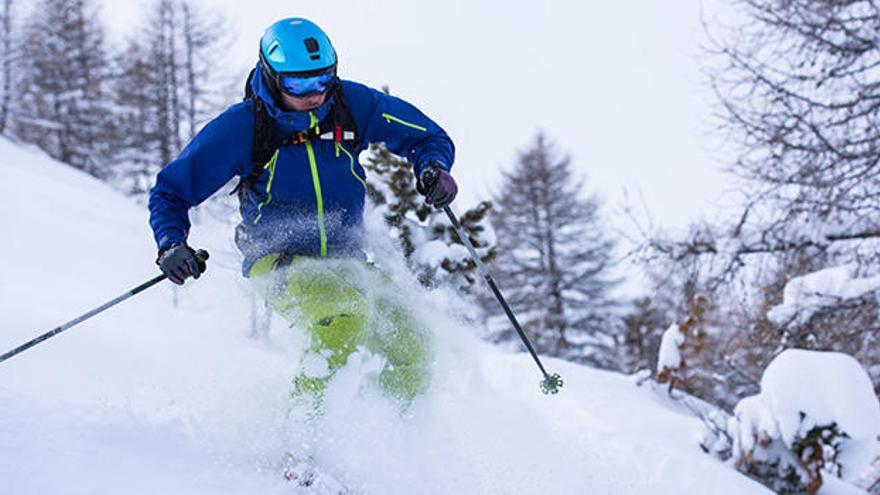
[
  {"x1": 157, "y1": 232, "x2": 186, "y2": 251},
  {"x1": 414, "y1": 158, "x2": 449, "y2": 178}
]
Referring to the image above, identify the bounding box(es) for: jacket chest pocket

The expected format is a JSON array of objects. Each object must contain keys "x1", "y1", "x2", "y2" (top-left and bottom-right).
[
  {"x1": 301, "y1": 141, "x2": 366, "y2": 190},
  {"x1": 330, "y1": 141, "x2": 366, "y2": 190}
]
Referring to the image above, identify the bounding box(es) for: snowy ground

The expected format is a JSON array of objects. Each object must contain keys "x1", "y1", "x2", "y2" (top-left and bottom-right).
[{"x1": 0, "y1": 137, "x2": 772, "y2": 494}]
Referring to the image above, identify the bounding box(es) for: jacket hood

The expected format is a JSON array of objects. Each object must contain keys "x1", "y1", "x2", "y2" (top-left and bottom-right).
[{"x1": 250, "y1": 62, "x2": 334, "y2": 134}]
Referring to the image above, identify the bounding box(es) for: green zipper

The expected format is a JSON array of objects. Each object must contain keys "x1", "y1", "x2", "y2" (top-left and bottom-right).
[
  {"x1": 253, "y1": 149, "x2": 280, "y2": 225},
  {"x1": 305, "y1": 140, "x2": 328, "y2": 257},
  {"x1": 381, "y1": 113, "x2": 427, "y2": 132},
  {"x1": 336, "y1": 142, "x2": 366, "y2": 189}
]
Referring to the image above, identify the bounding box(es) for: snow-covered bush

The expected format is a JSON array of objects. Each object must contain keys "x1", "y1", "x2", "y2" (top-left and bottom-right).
[
  {"x1": 656, "y1": 323, "x2": 685, "y2": 382},
  {"x1": 704, "y1": 349, "x2": 880, "y2": 494},
  {"x1": 655, "y1": 294, "x2": 709, "y2": 392}
]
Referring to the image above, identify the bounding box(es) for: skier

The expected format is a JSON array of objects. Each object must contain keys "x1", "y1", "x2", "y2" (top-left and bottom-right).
[{"x1": 148, "y1": 17, "x2": 457, "y2": 407}]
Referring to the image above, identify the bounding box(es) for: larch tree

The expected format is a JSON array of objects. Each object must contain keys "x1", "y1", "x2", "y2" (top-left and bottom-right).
[
  {"x1": 17, "y1": 0, "x2": 113, "y2": 178},
  {"x1": 489, "y1": 132, "x2": 620, "y2": 368}
]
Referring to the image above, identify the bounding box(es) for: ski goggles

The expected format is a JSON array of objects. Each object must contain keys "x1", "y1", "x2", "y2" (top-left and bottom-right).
[{"x1": 278, "y1": 68, "x2": 336, "y2": 97}]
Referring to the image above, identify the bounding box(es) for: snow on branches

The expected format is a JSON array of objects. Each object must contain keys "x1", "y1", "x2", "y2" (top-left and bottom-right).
[{"x1": 767, "y1": 264, "x2": 880, "y2": 329}]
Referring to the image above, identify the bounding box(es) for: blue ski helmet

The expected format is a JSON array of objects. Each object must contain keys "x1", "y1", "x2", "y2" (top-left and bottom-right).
[{"x1": 259, "y1": 18, "x2": 337, "y2": 75}]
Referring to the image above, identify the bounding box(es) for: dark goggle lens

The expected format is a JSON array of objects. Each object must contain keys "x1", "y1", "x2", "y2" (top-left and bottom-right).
[{"x1": 280, "y1": 71, "x2": 335, "y2": 96}]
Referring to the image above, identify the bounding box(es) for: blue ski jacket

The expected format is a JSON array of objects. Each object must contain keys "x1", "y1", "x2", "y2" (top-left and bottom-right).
[{"x1": 148, "y1": 64, "x2": 455, "y2": 276}]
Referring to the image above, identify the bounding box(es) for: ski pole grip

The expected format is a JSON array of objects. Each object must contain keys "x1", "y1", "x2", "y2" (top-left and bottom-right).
[{"x1": 194, "y1": 249, "x2": 210, "y2": 274}]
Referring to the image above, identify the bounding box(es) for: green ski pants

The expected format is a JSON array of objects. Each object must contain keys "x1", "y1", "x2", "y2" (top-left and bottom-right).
[{"x1": 249, "y1": 254, "x2": 431, "y2": 405}]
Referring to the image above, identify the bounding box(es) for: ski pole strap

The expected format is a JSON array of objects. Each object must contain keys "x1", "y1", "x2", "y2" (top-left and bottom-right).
[
  {"x1": 442, "y1": 206, "x2": 563, "y2": 395},
  {"x1": 0, "y1": 250, "x2": 209, "y2": 365}
]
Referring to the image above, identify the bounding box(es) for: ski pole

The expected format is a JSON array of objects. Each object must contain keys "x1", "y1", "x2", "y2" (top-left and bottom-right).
[
  {"x1": 0, "y1": 250, "x2": 209, "y2": 365},
  {"x1": 420, "y1": 168, "x2": 562, "y2": 394},
  {"x1": 442, "y1": 206, "x2": 563, "y2": 394}
]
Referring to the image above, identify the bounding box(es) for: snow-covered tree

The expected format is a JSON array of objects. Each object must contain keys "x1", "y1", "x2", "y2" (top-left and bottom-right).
[
  {"x1": 363, "y1": 141, "x2": 430, "y2": 260},
  {"x1": 362, "y1": 140, "x2": 496, "y2": 293},
  {"x1": 111, "y1": 37, "x2": 159, "y2": 195},
  {"x1": 111, "y1": 0, "x2": 233, "y2": 195},
  {"x1": 17, "y1": 0, "x2": 114, "y2": 178},
  {"x1": 641, "y1": 1, "x2": 880, "y2": 408},
  {"x1": 488, "y1": 132, "x2": 620, "y2": 367},
  {"x1": 697, "y1": 0, "x2": 880, "y2": 274},
  {"x1": 649, "y1": 0, "x2": 880, "y2": 294}
]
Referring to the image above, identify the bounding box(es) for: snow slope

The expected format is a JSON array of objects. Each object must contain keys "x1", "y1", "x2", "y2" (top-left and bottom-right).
[{"x1": 0, "y1": 137, "x2": 770, "y2": 494}]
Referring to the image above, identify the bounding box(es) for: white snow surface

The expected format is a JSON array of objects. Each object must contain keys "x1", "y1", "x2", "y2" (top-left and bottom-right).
[
  {"x1": 767, "y1": 264, "x2": 880, "y2": 326},
  {"x1": 0, "y1": 137, "x2": 771, "y2": 494},
  {"x1": 733, "y1": 349, "x2": 880, "y2": 483}
]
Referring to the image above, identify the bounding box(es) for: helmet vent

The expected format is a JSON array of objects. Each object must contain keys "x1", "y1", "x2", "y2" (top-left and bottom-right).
[
  {"x1": 265, "y1": 40, "x2": 285, "y2": 63},
  {"x1": 304, "y1": 37, "x2": 320, "y2": 53}
]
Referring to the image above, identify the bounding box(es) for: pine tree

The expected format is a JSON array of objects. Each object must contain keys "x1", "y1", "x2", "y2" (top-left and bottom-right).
[
  {"x1": 489, "y1": 132, "x2": 619, "y2": 367},
  {"x1": 430, "y1": 200, "x2": 496, "y2": 290},
  {"x1": 17, "y1": 0, "x2": 113, "y2": 178},
  {"x1": 362, "y1": 141, "x2": 496, "y2": 292},
  {"x1": 363, "y1": 142, "x2": 430, "y2": 260}
]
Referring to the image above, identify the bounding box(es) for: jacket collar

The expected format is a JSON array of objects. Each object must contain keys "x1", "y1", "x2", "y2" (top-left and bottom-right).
[{"x1": 250, "y1": 63, "x2": 334, "y2": 135}]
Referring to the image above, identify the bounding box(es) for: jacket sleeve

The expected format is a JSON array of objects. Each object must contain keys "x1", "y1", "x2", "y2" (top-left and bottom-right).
[
  {"x1": 148, "y1": 106, "x2": 251, "y2": 250},
  {"x1": 354, "y1": 84, "x2": 455, "y2": 177}
]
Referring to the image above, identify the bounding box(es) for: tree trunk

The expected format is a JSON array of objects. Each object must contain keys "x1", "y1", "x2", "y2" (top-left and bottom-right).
[
  {"x1": 166, "y1": 2, "x2": 181, "y2": 154},
  {"x1": 181, "y1": 1, "x2": 196, "y2": 140},
  {"x1": 0, "y1": 0, "x2": 12, "y2": 133}
]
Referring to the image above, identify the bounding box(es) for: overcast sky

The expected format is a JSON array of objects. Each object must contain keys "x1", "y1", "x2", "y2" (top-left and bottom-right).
[{"x1": 101, "y1": 0, "x2": 737, "y2": 232}]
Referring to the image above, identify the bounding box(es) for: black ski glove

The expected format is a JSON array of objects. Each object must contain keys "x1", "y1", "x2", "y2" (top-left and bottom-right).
[
  {"x1": 156, "y1": 243, "x2": 204, "y2": 285},
  {"x1": 417, "y1": 162, "x2": 458, "y2": 208}
]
